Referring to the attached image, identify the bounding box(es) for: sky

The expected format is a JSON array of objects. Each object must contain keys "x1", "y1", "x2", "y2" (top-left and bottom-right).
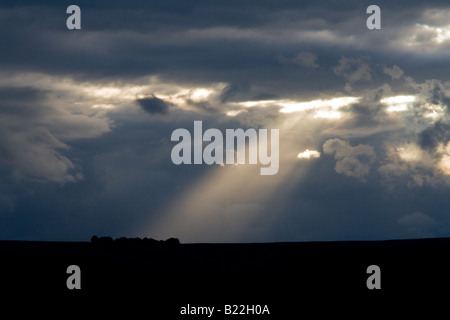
[{"x1": 2, "y1": 0, "x2": 450, "y2": 242}]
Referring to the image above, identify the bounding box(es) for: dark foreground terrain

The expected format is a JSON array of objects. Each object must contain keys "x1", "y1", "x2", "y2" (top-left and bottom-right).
[{"x1": 1, "y1": 237, "x2": 450, "y2": 317}]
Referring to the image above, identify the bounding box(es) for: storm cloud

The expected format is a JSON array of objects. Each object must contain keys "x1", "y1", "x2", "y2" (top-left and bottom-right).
[{"x1": 137, "y1": 95, "x2": 171, "y2": 115}]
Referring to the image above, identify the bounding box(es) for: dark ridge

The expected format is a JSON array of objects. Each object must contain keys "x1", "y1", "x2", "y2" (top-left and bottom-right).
[
  {"x1": 90, "y1": 235, "x2": 181, "y2": 246},
  {"x1": 0, "y1": 237, "x2": 448, "y2": 316}
]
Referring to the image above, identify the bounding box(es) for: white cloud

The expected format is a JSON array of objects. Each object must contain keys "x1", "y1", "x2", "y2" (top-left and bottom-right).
[
  {"x1": 381, "y1": 95, "x2": 416, "y2": 112},
  {"x1": 297, "y1": 149, "x2": 320, "y2": 159},
  {"x1": 278, "y1": 96, "x2": 359, "y2": 114}
]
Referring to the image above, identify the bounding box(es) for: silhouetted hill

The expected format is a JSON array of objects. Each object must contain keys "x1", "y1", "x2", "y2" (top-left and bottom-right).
[
  {"x1": 90, "y1": 235, "x2": 180, "y2": 247},
  {"x1": 0, "y1": 237, "x2": 449, "y2": 317}
]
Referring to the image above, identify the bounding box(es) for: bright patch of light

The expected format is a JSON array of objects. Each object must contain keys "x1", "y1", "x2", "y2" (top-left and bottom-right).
[
  {"x1": 92, "y1": 104, "x2": 115, "y2": 109},
  {"x1": 297, "y1": 149, "x2": 321, "y2": 159},
  {"x1": 423, "y1": 103, "x2": 444, "y2": 119},
  {"x1": 87, "y1": 87, "x2": 122, "y2": 98},
  {"x1": 387, "y1": 104, "x2": 408, "y2": 112},
  {"x1": 279, "y1": 97, "x2": 359, "y2": 113},
  {"x1": 382, "y1": 95, "x2": 416, "y2": 112},
  {"x1": 235, "y1": 97, "x2": 359, "y2": 113},
  {"x1": 438, "y1": 155, "x2": 450, "y2": 174},
  {"x1": 381, "y1": 96, "x2": 416, "y2": 104},
  {"x1": 437, "y1": 141, "x2": 450, "y2": 155},
  {"x1": 279, "y1": 100, "x2": 326, "y2": 112},
  {"x1": 226, "y1": 110, "x2": 246, "y2": 117},
  {"x1": 164, "y1": 96, "x2": 186, "y2": 106},
  {"x1": 239, "y1": 100, "x2": 277, "y2": 108},
  {"x1": 397, "y1": 144, "x2": 423, "y2": 162},
  {"x1": 83, "y1": 84, "x2": 150, "y2": 101},
  {"x1": 436, "y1": 143, "x2": 450, "y2": 174},
  {"x1": 191, "y1": 88, "x2": 214, "y2": 101},
  {"x1": 416, "y1": 24, "x2": 450, "y2": 44},
  {"x1": 314, "y1": 110, "x2": 342, "y2": 119}
]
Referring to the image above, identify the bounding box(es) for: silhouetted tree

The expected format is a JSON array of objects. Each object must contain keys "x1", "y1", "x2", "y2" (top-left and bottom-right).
[{"x1": 165, "y1": 238, "x2": 180, "y2": 246}]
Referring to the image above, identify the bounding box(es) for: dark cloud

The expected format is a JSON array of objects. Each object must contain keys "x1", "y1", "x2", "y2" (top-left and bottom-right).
[
  {"x1": 137, "y1": 95, "x2": 171, "y2": 115},
  {"x1": 0, "y1": 87, "x2": 48, "y2": 117},
  {"x1": 406, "y1": 79, "x2": 450, "y2": 113},
  {"x1": 219, "y1": 82, "x2": 251, "y2": 103},
  {"x1": 347, "y1": 85, "x2": 390, "y2": 121},
  {"x1": 0, "y1": 0, "x2": 448, "y2": 92},
  {"x1": 418, "y1": 121, "x2": 450, "y2": 151},
  {"x1": 425, "y1": 80, "x2": 450, "y2": 108}
]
